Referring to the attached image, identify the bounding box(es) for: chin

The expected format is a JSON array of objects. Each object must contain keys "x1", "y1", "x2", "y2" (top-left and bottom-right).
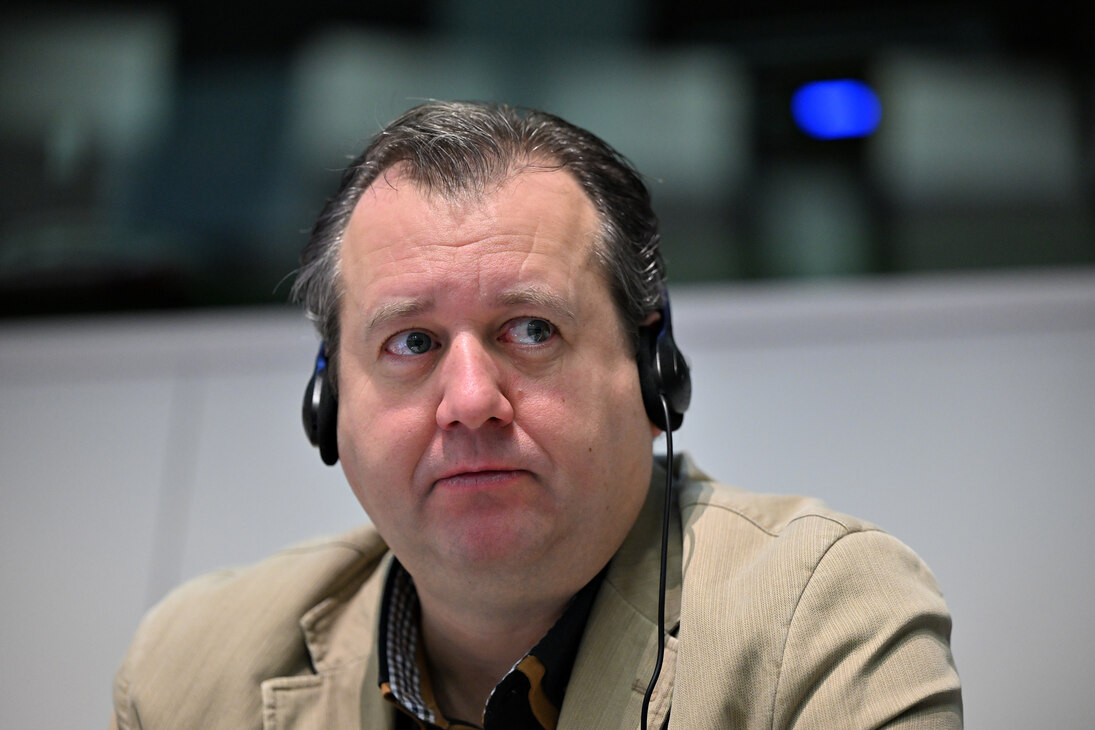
[{"x1": 444, "y1": 514, "x2": 548, "y2": 566}]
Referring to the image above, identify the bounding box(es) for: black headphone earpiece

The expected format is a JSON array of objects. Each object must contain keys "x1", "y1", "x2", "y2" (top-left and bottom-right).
[
  {"x1": 637, "y1": 294, "x2": 692, "y2": 432},
  {"x1": 302, "y1": 344, "x2": 340, "y2": 466}
]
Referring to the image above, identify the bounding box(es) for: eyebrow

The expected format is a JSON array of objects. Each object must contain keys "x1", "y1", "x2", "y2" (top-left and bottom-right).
[
  {"x1": 495, "y1": 286, "x2": 577, "y2": 323},
  {"x1": 366, "y1": 297, "x2": 435, "y2": 333}
]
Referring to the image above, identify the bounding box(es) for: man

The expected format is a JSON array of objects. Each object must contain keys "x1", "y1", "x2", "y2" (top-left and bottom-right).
[{"x1": 112, "y1": 101, "x2": 961, "y2": 729}]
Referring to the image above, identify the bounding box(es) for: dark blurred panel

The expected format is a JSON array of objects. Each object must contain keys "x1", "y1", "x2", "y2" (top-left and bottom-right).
[
  {"x1": 0, "y1": 5, "x2": 190, "y2": 316},
  {"x1": 167, "y1": 0, "x2": 432, "y2": 58}
]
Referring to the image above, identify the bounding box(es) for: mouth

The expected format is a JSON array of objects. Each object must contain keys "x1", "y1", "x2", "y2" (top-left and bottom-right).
[{"x1": 432, "y1": 468, "x2": 529, "y2": 490}]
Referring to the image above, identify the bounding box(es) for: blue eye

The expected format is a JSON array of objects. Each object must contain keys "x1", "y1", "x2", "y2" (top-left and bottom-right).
[
  {"x1": 509, "y1": 318, "x2": 554, "y2": 345},
  {"x1": 387, "y1": 331, "x2": 434, "y2": 356}
]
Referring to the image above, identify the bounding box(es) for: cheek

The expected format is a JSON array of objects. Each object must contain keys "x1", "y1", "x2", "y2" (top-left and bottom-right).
[
  {"x1": 521, "y1": 360, "x2": 648, "y2": 467},
  {"x1": 336, "y1": 388, "x2": 434, "y2": 508},
  {"x1": 527, "y1": 364, "x2": 653, "y2": 544}
]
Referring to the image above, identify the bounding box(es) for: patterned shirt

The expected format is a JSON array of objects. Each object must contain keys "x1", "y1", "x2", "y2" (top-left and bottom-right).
[{"x1": 377, "y1": 559, "x2": 606, "y2": 729}]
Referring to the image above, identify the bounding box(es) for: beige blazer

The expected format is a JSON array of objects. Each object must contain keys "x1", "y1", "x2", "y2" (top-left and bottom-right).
[{"x1": 112, "y1": 457, "x2": 961, "y2": 729}]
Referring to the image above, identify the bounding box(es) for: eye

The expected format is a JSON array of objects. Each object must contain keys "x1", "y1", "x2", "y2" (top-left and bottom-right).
[
  {"x1": 506, "y1": 317, "x2": 555, "y2": 345},
  {"x1": 385, "y1": 330, "x2": 436, "y2": 356}
]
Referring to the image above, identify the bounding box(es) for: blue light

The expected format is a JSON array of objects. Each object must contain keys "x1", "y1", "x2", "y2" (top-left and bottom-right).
[{"x1": 792, "y1": 79, "x2": 882, "y2": 140}]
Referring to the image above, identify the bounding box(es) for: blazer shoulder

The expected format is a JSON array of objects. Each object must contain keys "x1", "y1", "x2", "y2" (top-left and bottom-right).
[
  {"x1": 142, "y1": 524, "x2": 388, "y2": 635},
  {"x1": 677, "y1": 459, "x2": 877, "y2": 542},
  {"x1": 669, "y1": 458, "x2": 961, "y2": 728}
]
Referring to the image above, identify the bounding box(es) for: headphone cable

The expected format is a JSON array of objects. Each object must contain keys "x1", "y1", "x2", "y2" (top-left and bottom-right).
[{"x1": 640, "y1": 394, "x2": 675, "y2": 730}]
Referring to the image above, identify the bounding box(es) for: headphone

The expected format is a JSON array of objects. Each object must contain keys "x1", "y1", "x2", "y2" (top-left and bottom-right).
[
  {"x1": 302, "y1": 343, "x2": 340, "y2": 466},
  {"x1": 302, "y1": 297, "x2": 691, "y2": 466},
  {"x1": 636, "y1": 295, "x2": 692, "y2": 433}
]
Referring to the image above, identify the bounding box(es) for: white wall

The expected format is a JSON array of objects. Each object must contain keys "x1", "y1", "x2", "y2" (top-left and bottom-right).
[{"x1": 2, "y1": 269, "x2": 1092, "y2": 728}]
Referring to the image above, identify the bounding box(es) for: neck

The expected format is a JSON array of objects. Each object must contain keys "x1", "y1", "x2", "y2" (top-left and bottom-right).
[{"x1": 416, "y1": 589, "x2": 571, "y2": 724}]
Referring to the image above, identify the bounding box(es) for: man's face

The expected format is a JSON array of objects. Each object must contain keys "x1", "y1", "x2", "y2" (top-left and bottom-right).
[{"x1": 335, "y1": 166, "x2": 654, "y2": 603}]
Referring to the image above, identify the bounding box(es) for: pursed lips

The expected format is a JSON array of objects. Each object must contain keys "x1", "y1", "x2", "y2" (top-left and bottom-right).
[{"x1": 431, "y1": 466, "x2": 529, "y2": 490}]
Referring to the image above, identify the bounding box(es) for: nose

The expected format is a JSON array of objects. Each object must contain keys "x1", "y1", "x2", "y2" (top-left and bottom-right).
[{"x1": 435, "y1": 334, "x2": 514, "y2": 430}]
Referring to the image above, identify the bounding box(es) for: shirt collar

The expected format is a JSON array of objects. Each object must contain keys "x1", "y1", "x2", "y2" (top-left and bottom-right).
[{"x1": 377, "y1": 558, "x2": 607, "y2": 729}]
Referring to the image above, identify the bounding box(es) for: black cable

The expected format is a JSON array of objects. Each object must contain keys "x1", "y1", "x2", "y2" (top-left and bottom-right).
[{"x1": 640, "y1": 394, "x2": 675, "y2": 730}]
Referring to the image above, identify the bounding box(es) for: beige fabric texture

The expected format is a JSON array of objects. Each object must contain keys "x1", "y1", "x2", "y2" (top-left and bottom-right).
[{"x1": 111, "y1": 456, "x2": 961, "y2": 729}]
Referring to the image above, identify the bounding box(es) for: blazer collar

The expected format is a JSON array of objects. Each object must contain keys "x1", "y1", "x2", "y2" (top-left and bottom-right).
[{"x1": 559, "y1": 457, "x2": 683, "y2": 730}]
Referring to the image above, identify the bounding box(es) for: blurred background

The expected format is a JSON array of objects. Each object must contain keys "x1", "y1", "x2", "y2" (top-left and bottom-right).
[
  {"x1": 1, "y1": 0, "x2": 1091, "y2": 315},
  {"x1": 2, "y1": 1, "x2": 1094, "y2": 728}
]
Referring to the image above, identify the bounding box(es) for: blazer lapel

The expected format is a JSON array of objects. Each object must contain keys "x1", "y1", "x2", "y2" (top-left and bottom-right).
[
  {"x1": 261, "y1": 555, "x2": 395, "y2": 730},
  {"x1": 559, "y1": 461, "x2": 683, "y2": 729}
]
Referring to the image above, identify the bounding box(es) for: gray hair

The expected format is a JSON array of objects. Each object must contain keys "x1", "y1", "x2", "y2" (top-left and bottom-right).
[{"x1": 291, "y1": 100, "x2": 666, "y2": 386}]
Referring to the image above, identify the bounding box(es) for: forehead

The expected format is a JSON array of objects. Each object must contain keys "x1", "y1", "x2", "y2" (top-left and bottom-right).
[{"x1": 338, "y1": 167, "x2": 607, "y2": 306}]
